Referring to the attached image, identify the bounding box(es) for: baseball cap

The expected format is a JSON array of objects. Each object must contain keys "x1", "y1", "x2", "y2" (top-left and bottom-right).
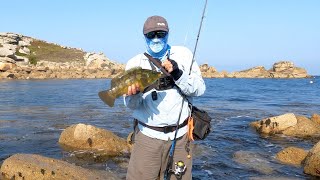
[{"x1": 143, "y1": 15, "x2": 169, "y2": 34}]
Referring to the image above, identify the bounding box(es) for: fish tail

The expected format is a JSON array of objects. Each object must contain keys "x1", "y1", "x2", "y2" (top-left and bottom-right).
[{"x1": 98, "y1": 90, "x2": 116, "y2": 107}]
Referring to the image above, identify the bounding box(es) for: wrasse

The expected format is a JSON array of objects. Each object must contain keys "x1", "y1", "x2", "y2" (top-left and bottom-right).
[{"x1": 98, "y1": 67, "x2": 161, "y2": 107}]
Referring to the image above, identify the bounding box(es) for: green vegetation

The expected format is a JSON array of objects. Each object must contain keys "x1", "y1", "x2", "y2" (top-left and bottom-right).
[
  {"x1": 15, "y1": 49, "x2": 26, "y2": 57},
  {"x1": 15, "y1": 47, "x2": 37, "y2": 65},
  {"x1": 28, "y1": 40, "x2": 85, "y2": 63},
  {"x1": 28, "y1": 54, "x2": 37, "y2": 65}
]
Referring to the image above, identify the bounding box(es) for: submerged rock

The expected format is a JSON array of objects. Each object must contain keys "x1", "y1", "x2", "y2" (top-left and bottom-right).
[
  {"x1": 233, "y1": 150, "x2": 274, "y2": 174},
  {"x1": 59, "y1": 123, "x2": 131, "y2": 158},
  {"x1": 275, "y1": 146, "x2": 308, "y2": 166},
  {"x1": 0, "y1": 153, "x2": 120, "y2": 180}
]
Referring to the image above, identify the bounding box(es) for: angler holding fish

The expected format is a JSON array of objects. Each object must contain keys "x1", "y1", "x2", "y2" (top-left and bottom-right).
[{"x1": 100, "y1": 15, "x2": 206, "y2": 179}]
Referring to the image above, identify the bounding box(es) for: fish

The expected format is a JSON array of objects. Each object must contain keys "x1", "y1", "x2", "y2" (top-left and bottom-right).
[{"x1": 98, "y1": 67, "x2": 161, "y2": 107}]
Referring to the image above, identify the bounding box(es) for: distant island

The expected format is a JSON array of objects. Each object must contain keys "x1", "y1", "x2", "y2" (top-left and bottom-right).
[{"x1": 0, "y1": 32, "x2": 310, "y2": 80}]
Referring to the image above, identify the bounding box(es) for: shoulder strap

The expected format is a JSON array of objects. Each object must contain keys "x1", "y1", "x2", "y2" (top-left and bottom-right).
[{"x1": 144, "y1": 52, "x2": 172, "y2": 77}]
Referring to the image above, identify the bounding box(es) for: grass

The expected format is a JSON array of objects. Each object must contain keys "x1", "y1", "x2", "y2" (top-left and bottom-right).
[{"x1": 27, "y1": 40, "x2": 85, "y2": 63}]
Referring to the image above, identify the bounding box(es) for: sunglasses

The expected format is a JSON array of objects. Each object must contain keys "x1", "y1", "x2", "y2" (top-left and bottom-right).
[{"x1": 145, "y1": 31, "x2": 168, "y2": 39}]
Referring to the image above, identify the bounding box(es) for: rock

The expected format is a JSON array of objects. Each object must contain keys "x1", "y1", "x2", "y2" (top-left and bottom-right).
[
  {"x1": 0, "y1": 72, "x2": 16, "y2": 79},
  {"x1": 0, "y1": 56, "x2": 15, "y2": 63},
  {"x1": 249, "y1": 176, "x2": 302, "y2": 180},
  {"x1": 199, "y1": 64, "x2": 217, "y2": 73},
  {"x1": 232, "y1": 66, "x2": 271, "y2": 78},
  {"x1": 18, "y1": 40, "x2": 31, "y2": 47},
  {"x1": 282, "y1": 115, "x2": 320, "y2": 137},
  {"x1": 311, "y1": 114, "x2": 320, "y2": 125},
  {"x1": 59, "y1": 123, "x2": 130, "y2": 157},
  {"x1": 84, "y1": 52, "x2": 110, "y2": 66},
  {"x1": 18, "y1": 47, "x2": 30, "y2": 55},
  {"x1": 0, "y1": 62, "x2": 16, "y2": 71},
  {"x1": 233, "y1": 150, "x2": 274, "y2": 174},
  {"x1": 276, "y1": 146, "x2": 308, "y2": 166},
  {"x1": 304, "y1": 141, "x2": 320, "y2": 177},
  {"x1": 0, "y1": 153, "x2": 120, "y2": 180},
  {"x1": 273, "y1": 61, "x2": 294, "y2": 72},
  {"x1": 271, "y1": 61, "x2": 309, "y2": 78},
  {"x1": 250, "y1": 113, "x2": 298, "y2": 134},
  {"x1": 0, "y1": 47, "x2": 15, "y2": 57}
]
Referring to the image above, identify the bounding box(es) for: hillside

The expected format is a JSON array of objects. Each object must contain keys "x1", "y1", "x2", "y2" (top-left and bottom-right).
[{"x1": 0, "y1": 32, "x2": 124, "y2": 79}]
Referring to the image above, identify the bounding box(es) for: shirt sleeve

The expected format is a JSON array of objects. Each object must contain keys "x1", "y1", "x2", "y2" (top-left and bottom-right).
[
  {"x1": 175, "y1": 60, "x2": 206, "y2": 97},
  {"x1": 172, "y1": 47, "x2": 206, "y2": 97}
]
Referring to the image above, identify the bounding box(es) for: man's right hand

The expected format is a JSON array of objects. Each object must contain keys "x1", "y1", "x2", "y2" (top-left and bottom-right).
[{"x1": 126, "y1": 83, "x2": 140, "y2": 96}]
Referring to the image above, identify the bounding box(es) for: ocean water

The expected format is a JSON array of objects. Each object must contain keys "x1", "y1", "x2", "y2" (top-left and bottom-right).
[{"x1": 0, "y1": 77, "x2": 319, "y2": 179}]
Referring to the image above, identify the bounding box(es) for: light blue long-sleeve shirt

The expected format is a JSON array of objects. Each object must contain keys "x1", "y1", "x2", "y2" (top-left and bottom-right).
[{"x1": 124, "y1": 46, "x2": 206, "y2": 140}]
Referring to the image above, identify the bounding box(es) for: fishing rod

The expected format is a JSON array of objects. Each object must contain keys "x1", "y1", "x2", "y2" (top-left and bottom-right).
[
  {"x1": 164, "y1": 0, "x2": 208, "y2": 179},
  {"x1": 189, "y1": 0, "x2": 208, "y2": 75}
]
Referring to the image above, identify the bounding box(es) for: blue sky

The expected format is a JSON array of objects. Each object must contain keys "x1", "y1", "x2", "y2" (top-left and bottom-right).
[{"x1": 1, "y1": 0, "x2": 319, "y2": 75}]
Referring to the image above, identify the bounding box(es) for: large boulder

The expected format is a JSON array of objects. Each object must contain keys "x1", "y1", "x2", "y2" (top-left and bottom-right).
[
  {"x1": 0, "y1": 153, "x2": 120, "y2": 180},
  {"x1": 311, "y1": 114, "x2": 320, "y2": 125},
  {"x1": 0, "y1": 61, "x2": 16, "y2": 71},
  {"x1": 250, "y1": 113, "x2": 298, "y2": 134},
  {"x1": 275, "y1": 146, "x2": 308, "y2": 166},
  {"x1": 282, "y1": 116, "x2": 320, "y2": 137},
  {"x1": 304, "y1": 141, "x2": 320, "y2": 177},
  {"x1": 59, "y1": 123, "x2": 130, "y2": 157}
]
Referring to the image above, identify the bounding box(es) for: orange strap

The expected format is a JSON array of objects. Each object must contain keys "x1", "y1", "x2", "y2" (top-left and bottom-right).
[{"x1": 187, "y1": 116, "x2": 195, "y2": 141}]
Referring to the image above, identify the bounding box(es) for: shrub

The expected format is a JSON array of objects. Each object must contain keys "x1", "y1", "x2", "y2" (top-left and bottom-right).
[{"x1": 28, "y1": 55, "x2": 37, "y2": 65}]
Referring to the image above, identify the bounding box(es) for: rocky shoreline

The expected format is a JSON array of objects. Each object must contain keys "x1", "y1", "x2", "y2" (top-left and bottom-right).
[{"x1": 0, "y1": 32, "x2": 311, "y2": 80}]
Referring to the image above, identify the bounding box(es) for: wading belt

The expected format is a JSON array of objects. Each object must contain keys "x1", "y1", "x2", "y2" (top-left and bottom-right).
[{"x1": 135, "y1": 118, "x2": 188, "y2": 134}]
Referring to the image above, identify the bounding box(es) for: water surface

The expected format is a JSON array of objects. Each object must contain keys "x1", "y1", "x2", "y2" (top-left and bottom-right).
[{"x1": 0, "y1": 77, "x2": 319, "y2": 179}]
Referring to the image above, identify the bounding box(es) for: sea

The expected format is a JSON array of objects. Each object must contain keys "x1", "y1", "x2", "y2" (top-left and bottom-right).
[{"x1": 0, "y1": 77, "x2": 319, "y2": 180}]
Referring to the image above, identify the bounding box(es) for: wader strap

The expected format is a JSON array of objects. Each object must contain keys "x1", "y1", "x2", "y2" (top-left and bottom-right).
[
  {"x1": 143, "y1": 75, "x2": 175, "y2": 93},
  {"x1": 136, "y1": 118, "x2": 188, "y2": 134},
  {"x1": 144, "y1": 53, "x2": 172, "y2": 77}
]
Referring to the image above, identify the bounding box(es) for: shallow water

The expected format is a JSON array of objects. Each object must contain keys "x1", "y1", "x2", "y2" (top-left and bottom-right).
[{"x1": 0, "y1": 77, "x2": 319, "y2": 179}]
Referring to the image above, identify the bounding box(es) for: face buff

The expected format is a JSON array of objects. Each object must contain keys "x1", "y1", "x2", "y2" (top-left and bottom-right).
[{"x1": 145, "y1": 34, "x2": 169, "y2": 60}]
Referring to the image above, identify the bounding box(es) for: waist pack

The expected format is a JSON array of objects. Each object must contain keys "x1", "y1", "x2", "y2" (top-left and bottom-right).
[{"x1": 191, "y1": 105, "x2": 212, "y2": 140}]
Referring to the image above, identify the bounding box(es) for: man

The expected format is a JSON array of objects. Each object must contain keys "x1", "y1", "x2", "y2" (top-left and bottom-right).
[{"x1": 124, "y1": 15, "x2": 206, "y2": 180}]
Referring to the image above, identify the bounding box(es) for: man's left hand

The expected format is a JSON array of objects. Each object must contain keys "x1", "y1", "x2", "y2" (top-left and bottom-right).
[
  {"x1": 162, "y1": 59, "x2": 183, "y2": 80},
  {"x1": 162, "y1": 59, "x2": 174, "y2": 73}
]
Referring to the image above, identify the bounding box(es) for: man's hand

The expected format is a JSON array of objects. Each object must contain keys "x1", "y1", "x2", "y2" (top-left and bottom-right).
[
  {"x1": 162, "y1": 59, "x2": 174, "y2": 73},
  {"x1": 162, "y1": 59, "x2": 183, "y2": 80},
  {"x1": 124, "y1": 83, "x2": 140, "y2": 96}
]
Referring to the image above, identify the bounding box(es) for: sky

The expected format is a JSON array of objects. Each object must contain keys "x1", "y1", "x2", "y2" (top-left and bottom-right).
[{"x1": 1, "y1": 0, "x2": 319, "y2": 75}]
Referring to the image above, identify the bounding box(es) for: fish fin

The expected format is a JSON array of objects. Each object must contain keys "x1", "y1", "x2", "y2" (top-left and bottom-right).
[{"x1": 98, "y1": 90, "x2": 115, "y2": 107}]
